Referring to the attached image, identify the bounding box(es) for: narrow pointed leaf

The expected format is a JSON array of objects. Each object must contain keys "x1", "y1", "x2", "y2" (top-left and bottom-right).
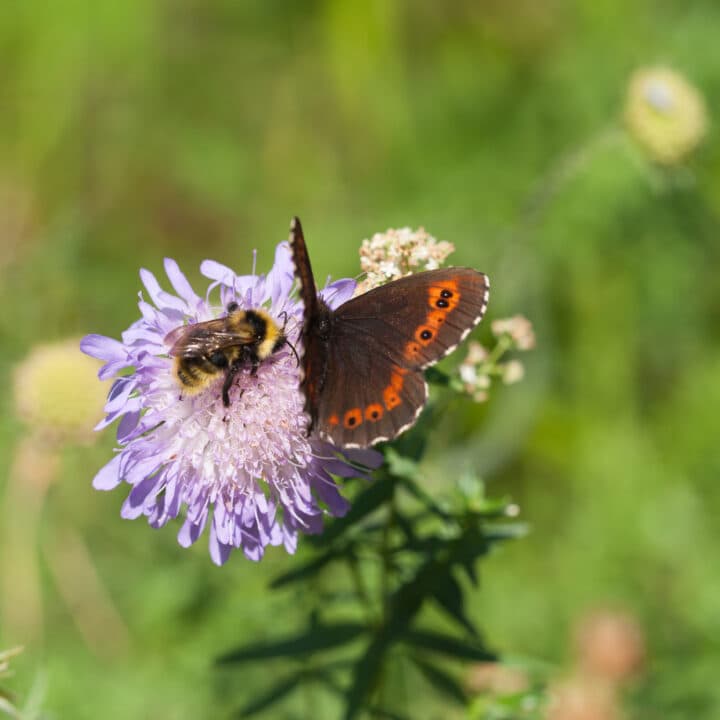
[
  {"x1": 236, "y1": 673, "x2": 304, "y2": 717},
  {"x1": 270, "y1": 547, "x2": 347, "y2": 588},
  {"x1": 311, "y1": 477, "x2": 395, "y2": 546},
  {"x1": 367, "y1": 707, "x2": 412, "y2": 720},
  {"x1": 424, "y1": 366, "x2": 452, "y2": 387},
  {"x1": 403, "y1": 629, "x2": 496, "y2": 662},
  {"x1": 431, "y1": 572, "x2": 478, "y2": 636},
  {"x1": 343, "y1": 636, "x2": 389, "y2": 720},
  {"x1": 409, "y1": 655, "x2": 466, "y2": 704},
  {"x1": 390, "y1": 398, "x2": 443, "y2": 461},
  {"x1": 218, "y1": 623, "x2": 367, "y2": 664}
]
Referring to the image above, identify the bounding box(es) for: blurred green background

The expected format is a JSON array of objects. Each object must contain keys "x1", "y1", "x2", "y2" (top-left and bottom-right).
[{"x1": 1, "y1": 1, "x2": 719, "y2": 718}]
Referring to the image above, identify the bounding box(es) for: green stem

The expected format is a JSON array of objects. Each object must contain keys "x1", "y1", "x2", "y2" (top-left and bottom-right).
[
  {"x1": 346, "y1": 554, "x2": 375, "y2": 626},
  {"x1": 374, "y1": 476, "x2": 398, "y2": 708},
  {"x1": 520, "y1": 124, "x2": 624, "y2": 227},
  {"x1": 484, "y1": 334, "x2": 513, "y2": 367},
  {"x1": 380, "y1": 483, "x2": 397, "y2": 622}
]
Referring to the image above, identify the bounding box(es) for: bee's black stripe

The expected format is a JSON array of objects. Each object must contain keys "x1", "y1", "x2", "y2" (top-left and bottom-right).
[{"x1": 244, "y1": 310, "x2": 267, "y2": 339}]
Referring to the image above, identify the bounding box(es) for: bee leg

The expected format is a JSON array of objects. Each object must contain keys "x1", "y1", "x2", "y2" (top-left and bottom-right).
[
  {"x1": 222, "y1": 367, "x2": 238, "y2": 407},
  {"x1": 249, "y1": 350, "x2": 260, "y2": 377}
]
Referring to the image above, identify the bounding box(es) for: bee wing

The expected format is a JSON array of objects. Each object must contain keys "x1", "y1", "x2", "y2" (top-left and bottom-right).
[{"x1": 165, "y1": 319, "x2": 255, "y2": 357}]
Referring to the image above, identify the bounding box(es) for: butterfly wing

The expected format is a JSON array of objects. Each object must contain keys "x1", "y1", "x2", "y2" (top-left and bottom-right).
[
  {"x1": 288, "y1": 216, "x2": 327, "y2": 430},
  {"x1": 316, "y1": 329, "x2": 429, "y2": 447},
  {"x1": 316, "y1": 268, "x2": 490, "y2": 447}
]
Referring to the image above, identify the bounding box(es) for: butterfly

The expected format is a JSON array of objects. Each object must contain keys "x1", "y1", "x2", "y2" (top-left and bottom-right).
[{"x1": 289, "y1": 217, "x2": 490, "y2": 448}]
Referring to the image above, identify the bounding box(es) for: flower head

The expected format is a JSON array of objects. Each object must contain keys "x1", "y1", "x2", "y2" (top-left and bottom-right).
[
  {"x1": 546, "y1": 676, "x2": 620, "y2": 720},
  {"x1": 491, "y1": 314, "x2": 535, "y2": 350},
  {"x1": 624, "y1": 66, "x2": 708, "y2": 166},
  {"x1": 574, "y1": 610, "x2": 645, "y2": 682},
  {"x1": 459, "y1": 341, "x2": 492, "y2": 402},
  {"x1": 457, "y1": 316, "x2": 535, "y2": 403},
  {"x1": 14, "y1": 339, "x2": 108, "y2": 445},
  {"x1": 81, "y1": 243, "x2": 379, "y2": 564},
  {"x1": 357, "y1": 227, "x2": 455, "y2": 293}
]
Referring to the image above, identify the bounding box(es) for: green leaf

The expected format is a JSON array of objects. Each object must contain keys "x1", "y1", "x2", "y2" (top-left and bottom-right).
[
  {"x1": 384, "y1": 448, "x2": 420, "y2": 480},
  {"x1": 310, "y1": 476, "x2": 395, "y2": 546},
  {"x1": 403, "y1": 629, "x2": 496, "y2": 662},
  {"x1": 270, "y1": 547, "x2": 347, "y2": 588},
  {"x1": 424, "y1": 366, "x2": 452, "y2": 387},
  {"x1": 343, "y1": 636, "x2": 387, "y2": 720},
  {"x1": 367, "y1": 707, "x2": 412, "y2": 720},
  {"x1": 393, "y1": 535, "x2": 446, "y2": 556},
  {"x1": 409, "y1": 655, "x2": 466, "y2": 705},
  {"x1": 431, "y1": 571, "x2": 478, "y2": 636},
  {"x1": 390, "y1": 402, "x2": 438, "y2": 461},
  {"x1": 397, "y1": 476, "x2": 451, "y2": 520},
  {"x1": 344, "y1": 550, "x2": 446, "y2": 718},
  {"x1": 235, "y1": 673, "x2": 304, "y2": 717},
  {"x1": 218, "y1": 623, "x2": 367, "y2": 664},
  {"x1": 484, "y1": 523, "x2": 529, "y2": 542},
  {"x1": 453, "y1": 525, "x2": 491, "y2": 584}
]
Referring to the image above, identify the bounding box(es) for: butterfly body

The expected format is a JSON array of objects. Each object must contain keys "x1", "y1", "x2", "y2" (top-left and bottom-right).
[{"x1": 290, "y1": 218, "x2": 489, "y2": 448}]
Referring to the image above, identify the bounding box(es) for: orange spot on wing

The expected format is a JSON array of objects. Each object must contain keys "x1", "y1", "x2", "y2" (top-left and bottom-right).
[
  {"x1": 383, "y1": 387, "x2": 401, "y2": 410},
  {"x1": 390, "y1": 367, "x2": 407, "y2": 391},
  {"x1": 329, "y1": 414, "x2": 340, "y2": 426},
  {"x1": 365, "y1": 404, "x2": 384, "y2": 421},
  {"x1": 404, "y1": 341, "x2": 421, "y2": 360},
  {"x1": 344, "y1": 408, "x2": 363, "y2": 429},
  {"x1": 383, "y1": 366, "x2": 406, "y2": 410},
  {"x1": 426, "y1": 310, "x2": 446, "y2": 328},
  {"x1": 428, "y1": 279, "x2": 460, "y2": 312}
]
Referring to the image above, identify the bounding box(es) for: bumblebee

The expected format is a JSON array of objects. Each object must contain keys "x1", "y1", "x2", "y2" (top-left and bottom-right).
[{"x1": 165, "y1": 303, "x2": 287, "y2": 407}]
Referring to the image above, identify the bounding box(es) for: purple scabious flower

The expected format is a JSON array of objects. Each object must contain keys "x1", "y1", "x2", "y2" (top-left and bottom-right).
[{"x1": 81, "y1": 243, "x2": 380, "y2": 565}]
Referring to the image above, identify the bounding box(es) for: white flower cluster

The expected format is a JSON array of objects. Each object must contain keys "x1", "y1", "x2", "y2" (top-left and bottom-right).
[
  {"x1": 357, "y1": 227, "x2": 455, "y2": 293},
  {"x1": 459, "y1": 315, "x2": 535, "y2": 403},
  {"x1": 490, "y1": 315, "x2": 536, "y2": 351}
]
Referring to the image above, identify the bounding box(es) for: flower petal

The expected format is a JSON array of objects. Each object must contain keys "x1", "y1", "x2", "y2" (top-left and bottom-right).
[
  {"x1": 164, "y1": 258, "x2": 201, "y2": 306},
  {"x1": 209, "y1": 520, "x2": 232, "y2": 566},
  {"x1": 265, "y1": 242, "x2": 295, "y2": 306},
  {"x1": 92, "y1": 455, "x2": 122, "y2": 490},
  {"x1": 320, "y1": 278, "x2": 356, "y2": 309},
  {"x1": 200, "y1": 259, "x2": 236, "y2": 284},
  {"x1": 139, "y1": 268, "x2": 187, "y2": 312},
  {"x1": 81, "y1": 334, "x2": 127, "y2": 363},
  {"x1": 121, "y1": 470, "x2": 165, "y2": 519}
]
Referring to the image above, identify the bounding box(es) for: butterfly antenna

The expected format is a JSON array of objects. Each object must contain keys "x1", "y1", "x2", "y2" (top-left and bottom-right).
[{"x1": 286, "y1": 338, "x2": 301, "y2": 368}]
